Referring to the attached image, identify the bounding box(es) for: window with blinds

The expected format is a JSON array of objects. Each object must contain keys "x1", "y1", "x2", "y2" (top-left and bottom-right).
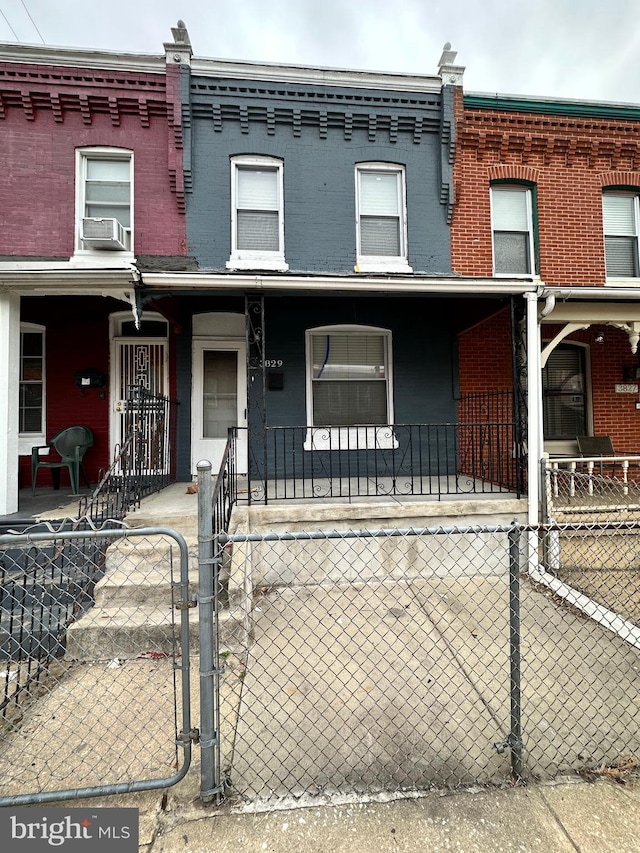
[
  {"x1": 491, "y1": 185, "x2": 535, "y2": 275},
  {"x1": 356, "y1": 165, "x2": 407, "y2": 266},
  {"x1": 228, "y1": 156, "x2": 287, "y2": 270},
  {"x1": 309, "y1": 330, "x2": 390, "y2": 426},
  {"x1": 542, "y1": 344, "x2": 587, "y2": 440},
  {"x1": 77, "y1": 148, "x2": 133, "y2": 252},
  {"x1": 236, "y1": 167, "x2": 279, "y2": 251},
  {"x1": 85, "y1": 158, "x2": 131, "y2": 227},
  {"x1": 603, "y1": 192, "x2": 639, "y2": 277}
]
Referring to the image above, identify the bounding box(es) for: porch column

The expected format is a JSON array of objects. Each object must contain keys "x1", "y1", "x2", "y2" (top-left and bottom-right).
[
  {"x1": 0, "y1": 292, "x2": 20, "y2": 515},
  {"x1": 525, "y1": 291, "x2": 542, "y2": 527}
]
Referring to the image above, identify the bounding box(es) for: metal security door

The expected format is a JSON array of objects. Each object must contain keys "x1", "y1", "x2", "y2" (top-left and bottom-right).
[{"x1": 111, "y1": 338, "x2": 169, "y2": 469}]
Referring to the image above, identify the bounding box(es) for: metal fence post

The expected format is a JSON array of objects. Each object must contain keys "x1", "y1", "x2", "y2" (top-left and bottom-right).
[
  {"x1": 507, "y1": 522, "x2": 524, "y2": 780},
  {"x1": 197, "y1": 460, "x2": 221, "y2": 802}
]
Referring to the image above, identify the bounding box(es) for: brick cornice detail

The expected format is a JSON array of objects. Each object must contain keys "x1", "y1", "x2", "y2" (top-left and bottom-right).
[
  {"x1": 487, "y1": 164, "x2": 541, "y2": 183},
  {"x1": 460, "y1": 121, "x2": 640, "y2": 170}
]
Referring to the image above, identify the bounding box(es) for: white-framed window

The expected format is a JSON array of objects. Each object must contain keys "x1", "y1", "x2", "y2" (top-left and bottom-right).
[
  {"x1": 19, "y1": 323, "x2": 45, "y2": 453},
  {"x1": 490, "y1": 184, "x2": 536, "y2": 276},
  {"x1": 603, "y1": 191, "x2": 640, "y2": 278},
  {"x1": 226, "y1": 155, "x2": 288, "y2": 271},
  {"x1": 75, "y1": 147, "x2": 133, "y2": 254},
  {"x1": 304, "y1": 325, "x2": 397, "y2": 450},
  {"x1": 355, "y1": 163, "x2": 411, "y2": 273}
]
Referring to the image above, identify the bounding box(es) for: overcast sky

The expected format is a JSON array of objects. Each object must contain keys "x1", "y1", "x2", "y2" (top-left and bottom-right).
[{"x1": 2, "y1": 0, "x2": 639, "y2": 104}]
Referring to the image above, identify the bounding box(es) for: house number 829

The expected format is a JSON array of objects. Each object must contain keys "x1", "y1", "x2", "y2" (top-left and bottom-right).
[{"x1": 264, "y1": 359, "x2": 284, "y2": 368}]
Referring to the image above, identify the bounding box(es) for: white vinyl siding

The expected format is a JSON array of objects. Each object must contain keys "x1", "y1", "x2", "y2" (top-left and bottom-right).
[
  {"x1": 355, "y1": 164, "x2": 411, "y2": 272},
  {"x1": 491, "y1": 185, "x2": 535, "y2": 276},
  {"x1": 227, "y1": 156, "x2": 288, "y2": 270},
  {"x1": 603, "y1": 192, "x2": 640, "y2": 278}
]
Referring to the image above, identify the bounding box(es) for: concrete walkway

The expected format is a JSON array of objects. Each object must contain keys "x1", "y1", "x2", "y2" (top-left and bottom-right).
[
  {"x1": 3, "y1": 484, "x2": 640, "y2": 849},
  {"x1": 24, "y1": 775, "x2": 640, "y2": 852}
]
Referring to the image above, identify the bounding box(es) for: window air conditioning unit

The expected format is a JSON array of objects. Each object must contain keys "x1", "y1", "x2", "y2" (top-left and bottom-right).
[{"x1": 81, "y1": 217, "x2": 127, "y2": 250}]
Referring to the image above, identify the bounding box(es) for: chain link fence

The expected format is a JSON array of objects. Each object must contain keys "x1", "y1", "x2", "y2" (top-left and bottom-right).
[
  {"x1": 208, "y1": 519, "x2": 640, "y2": 805},
  {"x1": 0, "y1": 524, "x2": 194, "y2": 806}
]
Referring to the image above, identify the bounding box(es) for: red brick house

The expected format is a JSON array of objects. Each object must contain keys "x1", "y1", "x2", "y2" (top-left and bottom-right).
[
  {"x1": 0, "y1": 36, "x2": 189, "y2": 514},
  {"x1": 452, "y1": 92, "x2": 640, "y2": 519}
]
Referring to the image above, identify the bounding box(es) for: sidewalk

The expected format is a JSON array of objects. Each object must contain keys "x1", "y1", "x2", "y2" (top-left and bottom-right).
[{"x1": 55, "y1": 774, "x2": 640, "y2": 852}]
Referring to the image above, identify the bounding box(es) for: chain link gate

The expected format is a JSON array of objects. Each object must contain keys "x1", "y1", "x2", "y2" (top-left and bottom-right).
[
  {"x1": 198, "y1": 513, "x2": 640, "y2": 805},
  {"x1": 0, "y1": 524, "x2": 195, "y2": 806}
]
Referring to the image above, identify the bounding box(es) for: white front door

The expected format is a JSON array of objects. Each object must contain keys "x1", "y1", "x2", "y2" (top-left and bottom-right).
[{"x1": 191, "y1": 340, "x2": 247, "y2": 474}]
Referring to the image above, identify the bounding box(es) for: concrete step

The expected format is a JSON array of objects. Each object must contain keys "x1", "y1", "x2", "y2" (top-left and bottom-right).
[
  {"x1": 125, "y1": 510, "x2": 199, "y2": 538},
  {"x1": 65, "y1": 605, "x2": 242, "y2": 660},
  {"x1": 94, "y1": 565, "x2": 198, "y2": 608}
]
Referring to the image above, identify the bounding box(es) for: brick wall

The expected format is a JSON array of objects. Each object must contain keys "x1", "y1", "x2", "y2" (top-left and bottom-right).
[
  {"x1": 0, "y1": 62, "x2": 185, "y2": 257},
  {"x1": 451, "y1": 98, "x2": 640, "y2": 283}
]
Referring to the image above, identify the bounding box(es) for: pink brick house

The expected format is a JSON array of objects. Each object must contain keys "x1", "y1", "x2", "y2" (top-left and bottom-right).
[{"x1": 0, "y1": 36, "x2": 190, "y2": 514}]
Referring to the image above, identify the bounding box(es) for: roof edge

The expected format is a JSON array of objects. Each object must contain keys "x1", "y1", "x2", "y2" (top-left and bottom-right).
[{"x1": 465, "y1": 91, "x2": 640, "y2": 121}]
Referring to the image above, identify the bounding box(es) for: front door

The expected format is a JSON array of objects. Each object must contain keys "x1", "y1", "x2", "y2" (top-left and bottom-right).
[
  {"x1": 191, "y1": 340, "x2": 247, "y2": 474},
  {"x1": 110, "y1": 333, "x2": 169, "y2": 470}
]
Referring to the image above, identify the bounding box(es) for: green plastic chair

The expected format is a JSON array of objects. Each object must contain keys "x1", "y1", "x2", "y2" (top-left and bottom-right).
[{"x1": 31, "y1": 425, "x2": 94, "y2": 495}]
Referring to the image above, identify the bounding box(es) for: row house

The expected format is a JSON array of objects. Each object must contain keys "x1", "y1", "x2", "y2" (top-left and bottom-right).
[
  {"x1": 7, "y1": 22, "x2": 638, "y2": 521},
  {"x1": 123, "y1": 31, "x2": 536, "y2": 507},
  {"x1": 2, "y1": 24, "x2": 535, "y2": 518},
  {"x1": 0, "y1": 31, "x2": 188, "y2": 515},
  {"x1": 453, "y1": 92, "x2": 640, "y2": 519}
]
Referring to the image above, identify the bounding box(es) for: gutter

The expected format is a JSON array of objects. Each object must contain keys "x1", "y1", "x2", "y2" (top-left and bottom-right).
[{"x1": 140, "y1": 271, "x2": 539, "y2": 296}]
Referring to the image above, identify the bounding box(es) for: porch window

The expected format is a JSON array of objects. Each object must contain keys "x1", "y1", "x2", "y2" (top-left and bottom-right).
[
  {"x1": 19, "y1": 324, "x2": 45, "y2": 444},
  {"x1": 305, "y1": 326, "x2": 396, "y2": 450},
  {"x1": 603, "y1": 191, "x2": 640, "y2": 278},
  {"x1": 491, "y1": 184, "x2": 536, "y2": 276},
  {"x1": 542, "y1": 344, "x2": 587, "y2": 439}
]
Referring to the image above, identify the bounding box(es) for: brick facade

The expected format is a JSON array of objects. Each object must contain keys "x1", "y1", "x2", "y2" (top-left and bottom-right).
[
  {"x1": 0, "y1": 61, "x2": 185, "y2": 258},
  {"x1": 453, "y1": 93, "x2": 640, "y2": 454}
]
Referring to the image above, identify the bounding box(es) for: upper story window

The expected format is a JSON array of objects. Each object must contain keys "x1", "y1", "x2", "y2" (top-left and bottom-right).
[
  {"x1": 19, "y1": 324, "x2": 45, "y2": 451},
  {"x1": 76, "y1": 148, "x2": 133, "y2": 253},
  {"x1": 226, "y1": 155, "x2": 288, "y2": 271},
  {"x1": 603, "y1": 191, "x2": 640, "y2": 278},
  {"x1": 491, "y1": 184, "x2": 536, "y2": 276},
  {"x1": 355, "y1": 163, "x2": 411, "y2": 273}
]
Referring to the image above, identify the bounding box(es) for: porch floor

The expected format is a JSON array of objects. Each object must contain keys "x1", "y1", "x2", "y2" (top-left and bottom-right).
[{"x1": 0, "y1": 486, "x2": 92, "y2": 529}]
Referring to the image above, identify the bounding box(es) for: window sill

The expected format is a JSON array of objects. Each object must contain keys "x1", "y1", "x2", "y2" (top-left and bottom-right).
[
  {"x1": 605, "y1": 277, "x2": 640, "y2": 285},
  {"x1": 226, "y1": 255, "x2": 289, "y2": 272},
  {"x1": 355, "y1": 259, "x2": 412, "y2": 274},
  {"x1": 70, "y1": 251, "x2": 135, "y2": 267},
  {"x1": 493, "y1": 271, "x2": 538, "y2": 279},
  {"x1": 303, "y1": 426, "x2": 398, "y2": 451},
  {"x1": 19, "y1": 435, "x2": 46, "y2": 456}
]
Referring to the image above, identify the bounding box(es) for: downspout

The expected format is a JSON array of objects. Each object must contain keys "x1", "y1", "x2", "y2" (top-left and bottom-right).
[
  {"x1": 526, "y1": 291, "x2": 542, "y2": 528},
  {"x1": 538, "y1": 293, "x2": 555, "y2": 320}
]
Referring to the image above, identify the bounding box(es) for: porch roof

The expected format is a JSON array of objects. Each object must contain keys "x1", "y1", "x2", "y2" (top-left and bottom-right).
[{"x1": 139, "y1": 270, "x2": 541, "y2": 296}]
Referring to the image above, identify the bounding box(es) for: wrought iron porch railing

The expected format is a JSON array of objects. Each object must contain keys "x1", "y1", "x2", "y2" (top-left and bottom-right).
[
  {"x1": 244, "y1": 421, "x2": 520, "y2": 503},
  {"x1": 543, "y1": 455, "x2": 640, "y2": 518},
  {"x1": 78, "y1": 384, "x2": 179, "y2": 523}
]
